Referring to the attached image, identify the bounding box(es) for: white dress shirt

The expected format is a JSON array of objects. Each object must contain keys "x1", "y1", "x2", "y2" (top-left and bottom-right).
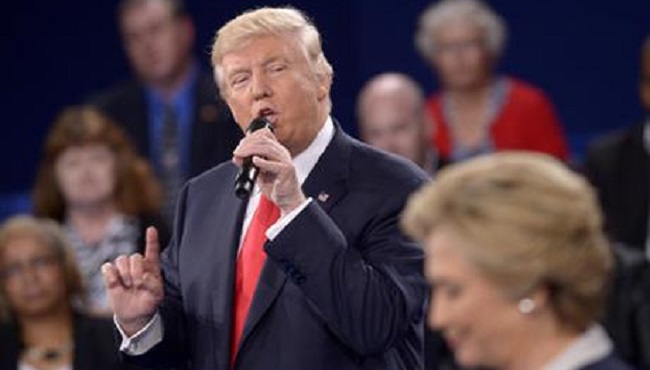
[
  {"x1": 117, "y1": 117, "x2": 335, "y2": 355},
  {"x1": 539, "y1": 325, "x2": 613, "y2": 370}
]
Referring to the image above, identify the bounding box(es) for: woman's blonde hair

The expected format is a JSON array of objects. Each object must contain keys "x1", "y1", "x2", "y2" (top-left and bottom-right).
[
  {"x1": 402, "y1": 152, "x2": 612, "y2": 332},
  {"x1": 211, "y1": 6, "x2": 333, "y2": 99},
  {"x1": 0, "y1": 216, "x2": 85, "y2": 321}
]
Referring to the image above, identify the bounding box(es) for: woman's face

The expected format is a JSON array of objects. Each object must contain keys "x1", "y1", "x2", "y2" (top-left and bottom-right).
[
  {"x1": 431, "y1": 21, "x2": 494, "y2": 91},
  {"x1": 55, "y1": 144, "x2": 117, "y2": 210},
  {"x1": 425, "y1": 229, "x2": 527, "y2": 369},
  {"x1": 0, "y1": 236, "x2": 67, "y2": 318}
]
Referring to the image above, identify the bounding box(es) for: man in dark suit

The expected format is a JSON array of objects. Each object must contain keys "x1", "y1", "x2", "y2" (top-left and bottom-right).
[
  {"x1": 90, "y1": 0, "x2": 242, "y2": 224},
  {"x1": 583, "y1": 34, "x2": 650, "y2": 255},
  {"x1": 101, "y1": 6, "x2": 428, "y2": 370}
]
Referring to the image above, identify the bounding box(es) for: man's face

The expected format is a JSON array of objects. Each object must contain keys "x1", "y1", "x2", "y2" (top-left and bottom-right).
[
  {"x1": 640, "y1": 54, "x2": 650, "y2": 113},
  {"x1": 120, "y1": 0, "x2": 193, "y2": 87},
  {"x1": 360, "y1": 95, "x2": 428, "y2": 167},
  {"x1": 218, "y1": 34, "x2": 330, "y2": 156}
]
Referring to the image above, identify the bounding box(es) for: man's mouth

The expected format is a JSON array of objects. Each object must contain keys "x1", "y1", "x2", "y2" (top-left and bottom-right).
[{"x1": 257, "y1": 108, "x2": 278, "y2": 126}]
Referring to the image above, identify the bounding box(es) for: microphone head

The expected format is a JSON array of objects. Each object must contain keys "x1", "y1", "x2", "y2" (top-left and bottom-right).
[
  {"x1": 234, "y1": 173, "x2": 255, "y2": 199},
  {"x1": 247, "y1": 117, "x2": 273, "y2": 134},
  {"x1": 234, "y1": 117, "x2": 274, "y2": 199}
]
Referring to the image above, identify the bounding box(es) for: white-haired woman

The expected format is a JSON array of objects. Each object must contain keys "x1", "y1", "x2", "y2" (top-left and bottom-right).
[
  {"x1": 416, "y1": 0, "x2": 568, "y2": 163},
  {"x1": 402, "y1": 152, "x2": 632, "y2": 370}
]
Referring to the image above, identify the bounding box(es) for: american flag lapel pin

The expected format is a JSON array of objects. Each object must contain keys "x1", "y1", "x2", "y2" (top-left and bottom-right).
[{"x1": 317, "y1": 192, "x2": 330, "y2": 203}]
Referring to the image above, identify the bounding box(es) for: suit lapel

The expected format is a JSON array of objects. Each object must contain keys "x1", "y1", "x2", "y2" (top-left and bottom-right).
[
  {"x1": 206, "y1": 168, "x2": 249, "y2": 367},
  {"x1": 621, "y1": 124, "x2": 650, "y2": 242},
  {"x1": 236, "y1": 122, "x2": 352, "y2": 356}
]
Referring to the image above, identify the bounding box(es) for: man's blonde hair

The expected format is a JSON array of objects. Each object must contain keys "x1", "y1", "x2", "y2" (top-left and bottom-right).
[
  {"x1": 402, "y1": 152, "x2": 612, "y2": 332},
  {"x1": 211, "y1": 7, "x2": 333, "y2": 94}
]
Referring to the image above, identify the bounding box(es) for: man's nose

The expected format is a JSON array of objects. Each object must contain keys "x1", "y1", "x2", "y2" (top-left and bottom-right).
[{"x1": 251, "y1": 72, "x2": 272, "y2": 100}]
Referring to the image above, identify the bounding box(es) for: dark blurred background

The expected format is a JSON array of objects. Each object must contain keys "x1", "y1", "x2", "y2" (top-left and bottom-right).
[{"x1": 3, "y1": 0, "x2": 650, "y2": 209}]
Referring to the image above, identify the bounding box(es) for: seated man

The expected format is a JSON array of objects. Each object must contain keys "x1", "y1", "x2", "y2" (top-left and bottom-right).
[{"x1": 90, "y1": 0, "x2": 242, "y2": 224}]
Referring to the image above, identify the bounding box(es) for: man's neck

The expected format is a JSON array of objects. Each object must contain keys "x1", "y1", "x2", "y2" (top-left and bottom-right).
[
  {"x1": 148, "y1": 59, "x2": 195, "y2": 102},
  {"x1": 287, "y1": 111, "x2": 330, "y2": 158}
]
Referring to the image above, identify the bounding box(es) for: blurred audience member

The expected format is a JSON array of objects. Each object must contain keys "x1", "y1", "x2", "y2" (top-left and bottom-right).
[
  {"x1": 90, "y1": 0, "x2": 242, "y2": 224},
  {"x1": 604, "y1": 243, "x2": 650, "y2": 368},
  {"x1": 32, "y1": 106, "x2": 168, "y2": 316},
  {"x1": 416, "y1": 0, "x2": 568, "y2": 163},
  {"x1": 0, "y1": 216, "x2": 136, "y2": 370},
  {"x1": 357, "y1": 73, "x2": 443, "y2": 175},
  {"x1": 583, "y1": 34, "x2": 650, "y2": 257},
  {"x1": 402, "y1": 152, "x2": 631, "y2": 370}
]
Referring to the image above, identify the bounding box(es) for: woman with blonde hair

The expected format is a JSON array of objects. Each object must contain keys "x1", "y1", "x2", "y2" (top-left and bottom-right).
[
  {"x1": 32, "y1": 106, "x2": 169, "y2": 315},
  {"x1": 402, "y1": 152, "x2": 631, "y2": 370},
  {"x1": 0, "y1": 216, "x2": 136, "y2": 370}
]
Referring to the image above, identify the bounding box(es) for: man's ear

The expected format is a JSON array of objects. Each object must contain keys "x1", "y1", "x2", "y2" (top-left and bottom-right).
[{"x1": 316, "y1": 73, "x2": 332, "y2": 101}]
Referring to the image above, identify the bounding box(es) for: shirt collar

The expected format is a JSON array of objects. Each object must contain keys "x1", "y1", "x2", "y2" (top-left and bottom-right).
[
  {"x1": 292, "y1": 115, "x2": 335, "y2": 185},
  {"x1": 145, "y1": 61, "x2": 199, "y2": 109},
  {"x1": 539, "y1": 325, "x2": 613, "y2": 370}
]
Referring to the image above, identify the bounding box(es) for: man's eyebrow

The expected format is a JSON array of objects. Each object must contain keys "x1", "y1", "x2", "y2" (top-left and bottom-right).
[
  {"x1": 226, "y1": 67, "x2": 250, "y2": 78},
  {"x1": 262, "y1": 56, "x2": 289, "y2": 66}
]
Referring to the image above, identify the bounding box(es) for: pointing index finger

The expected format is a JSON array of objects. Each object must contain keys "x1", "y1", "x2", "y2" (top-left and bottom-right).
[{"x1": 145, "y1": 227, "x2": 160, "y2": 265}]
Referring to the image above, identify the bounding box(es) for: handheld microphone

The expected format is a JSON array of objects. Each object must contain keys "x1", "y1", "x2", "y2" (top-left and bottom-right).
[{"x1": 234, "y1": 117, "x2": 274, "y2": 199}]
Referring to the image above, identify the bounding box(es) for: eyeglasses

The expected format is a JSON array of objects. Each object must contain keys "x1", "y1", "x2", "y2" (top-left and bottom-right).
[
  {"x1": 0, "y1": 255, "x2": 59, "y2": 281},
  {"x1": 435, "y1": 39, "x2": 485, "y2": 55}
]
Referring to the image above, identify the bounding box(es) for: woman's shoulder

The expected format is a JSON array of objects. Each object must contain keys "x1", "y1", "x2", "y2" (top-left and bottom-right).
[
  {"x1": 72, "y1": 311, "x2": 118, "y2": 340},
  {"x1": 0, "y1": 319, "x2": 19, "y2": 341},
  {"x1": 506, "y1": 76, "x2": 554, "y2": 108}
]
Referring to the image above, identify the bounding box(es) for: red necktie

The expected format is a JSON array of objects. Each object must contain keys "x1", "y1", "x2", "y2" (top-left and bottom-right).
[{"x1": 230, "y1": 195, "x2": 280, "y2": 366}]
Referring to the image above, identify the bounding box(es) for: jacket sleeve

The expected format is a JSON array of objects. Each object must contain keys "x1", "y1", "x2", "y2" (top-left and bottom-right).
[{"x1": 264, "y1": 186, "x2": 427, "y2": 356}]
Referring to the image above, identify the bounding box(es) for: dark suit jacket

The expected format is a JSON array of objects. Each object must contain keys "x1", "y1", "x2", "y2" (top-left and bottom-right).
[
  {"x1": 89, "y1": 72, "x2": 243, "y2": 178},
  {"x1": 125, "y1": 123, "x2": 429, "y2": 370},
  {"x1": 604, "y1": 245, "x2": 650, "y2": 369},
  {"x1": 0, "y1": 312, "x2": 138, "y2": 370},
  {"x1": 581, "y1": 354, "x2": 634, "y2": 370},
  {"x1": 583, "y1": 122, "x2": 650, "y2": 250}
]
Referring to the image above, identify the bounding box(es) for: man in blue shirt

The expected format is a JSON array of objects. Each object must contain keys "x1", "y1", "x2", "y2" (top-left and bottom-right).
[{"x1": 91, "y1": 0, "x2": 242, "y2": 224}]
